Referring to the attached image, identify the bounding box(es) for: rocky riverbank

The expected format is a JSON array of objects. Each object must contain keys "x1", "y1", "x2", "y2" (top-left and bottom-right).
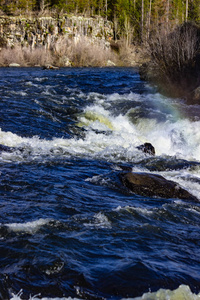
[
  {"x1": 0, "y1": 15, "x2": 142, "y2": 67},
  {"x1": 0, "y1": 15, "x2": 112, "y2": 49}
]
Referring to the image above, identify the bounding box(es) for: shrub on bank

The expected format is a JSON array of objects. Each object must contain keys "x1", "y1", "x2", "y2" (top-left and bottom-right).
[
  {"x1": 0, "y1": 45, "x2": 54, "y2": 67},
  {"x1": 53, "y1": 36, "x2": 117, "y2": 67},
  {"x1": 0, "y1": 37, "x2": 122, "y2": 68},
  {"x1": 141, "y1": 22, "x2": 200, "y2": 102}
]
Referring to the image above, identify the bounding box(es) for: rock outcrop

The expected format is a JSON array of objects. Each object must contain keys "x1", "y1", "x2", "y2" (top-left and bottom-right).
[
  {"x1": 121, "y1": 172, "x2": 198, "y2": 201},
  {"x1": 0, "y1": 15, "x2": 113, "y2": 49},
  {"x1": 136, "y1": 143, "x2": 155, "y2": 156}
]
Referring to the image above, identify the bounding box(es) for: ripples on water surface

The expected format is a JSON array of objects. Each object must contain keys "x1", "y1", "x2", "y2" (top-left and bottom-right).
[{"x1": 0, "y1": 67, "x2": 200, "y2": 300}]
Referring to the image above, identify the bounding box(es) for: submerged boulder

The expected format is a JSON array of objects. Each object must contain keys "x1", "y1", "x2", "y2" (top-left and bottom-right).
[
  {"x1": 0, "y1": 144, "x2": 25, "y2": 153},
  {"x1": 137, "y1": 143, "x2": 155, "y2": 156},
  {"x1": 0, "y1": 144, "x2": 15, "y2": 153},
  {"x1": 121, "y1": 172, "x2": 197, "y2": 201}
]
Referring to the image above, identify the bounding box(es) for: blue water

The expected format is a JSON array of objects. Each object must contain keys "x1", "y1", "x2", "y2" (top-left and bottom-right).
[{"x1": 0, "y1": 67, "x2": 200, "y2": 300}]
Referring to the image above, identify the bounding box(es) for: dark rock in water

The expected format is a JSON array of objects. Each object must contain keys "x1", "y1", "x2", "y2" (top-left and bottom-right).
[
  {"x1": 0, "y1": 144, "x2": 15, "y2": 153},
  {"x1": 117, "y1": 164, "x2": 133, "y2": 172},
  {"x1": 121, "y1": 172, "x2": 198, "y2": 201},
  {"x1": 0, "y1": 144, "x2": 25, "y2": 153},
  {"x1": 138, "y1": 156, "x2": 200, "y2": 172},
  {"x1": 137, "y1": 143, "x2": 155, "y2": 156}
]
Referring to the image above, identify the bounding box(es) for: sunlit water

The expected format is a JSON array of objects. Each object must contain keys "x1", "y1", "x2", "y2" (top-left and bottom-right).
[{"x1": 0, "y1": 67, "x2": 200, "y2": 300}]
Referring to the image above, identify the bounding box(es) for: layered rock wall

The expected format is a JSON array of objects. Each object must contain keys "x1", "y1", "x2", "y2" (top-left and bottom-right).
[{"x1": 0, "y1": 15, "x2": 113, "y2": 49}]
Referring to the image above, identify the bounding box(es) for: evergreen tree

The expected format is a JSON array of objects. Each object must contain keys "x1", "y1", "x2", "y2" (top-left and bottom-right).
[{"x1": 1, "y1": 0, "x2": 200, "y2": 42}]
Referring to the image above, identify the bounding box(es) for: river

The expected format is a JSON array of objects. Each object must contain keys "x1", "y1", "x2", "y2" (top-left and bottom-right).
[{"x1": 0, "y1": 67, "x2": 200, "y2": 300}]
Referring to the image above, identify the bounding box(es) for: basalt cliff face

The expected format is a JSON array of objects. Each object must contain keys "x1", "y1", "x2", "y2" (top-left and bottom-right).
[
  {"x1": 0, "y1": 15, "x2": 113, "y2": 49},
  {"x1": 0, "y1": 15, "x2": 142, "y2": 67}
]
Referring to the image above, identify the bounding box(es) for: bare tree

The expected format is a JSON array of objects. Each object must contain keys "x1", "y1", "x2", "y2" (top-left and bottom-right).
[
  {"x1": 141, "y1": 0, "x2": 144, "y2": 40},
  {"x1": 185, "y1": 0, "x2": 188, "y2": 21},
  {"x1": 38, "y1": 0, "x2": 49, "y2": 13},
  {"x1": 144, "y1": 22, "x2": 200, "y2": 99}
]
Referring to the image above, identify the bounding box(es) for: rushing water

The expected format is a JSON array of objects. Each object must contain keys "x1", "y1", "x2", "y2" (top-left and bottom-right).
[{"x1": 0, "y1": 67, "x2": 200, "y2": 300}]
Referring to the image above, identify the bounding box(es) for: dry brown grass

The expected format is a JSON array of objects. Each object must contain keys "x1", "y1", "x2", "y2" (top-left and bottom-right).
[
  {"x1": 0, "y1": 45, "x2": 25, "y2": 66},
  {"x1": 23, "y1": 47, "x2": 54, "y2": 66},
  {"x1": 0, "y1": 45, "x2": 53, "y2": 67},
  {"x1": 0, "y1": 36, "x2": 123, "y2": 67},
  {"x1": 66, "y1": 38, "x2": 116, "y2": 67},
  {"x1": 52, "y1": 36, "x2": 119, "y2": 67}
]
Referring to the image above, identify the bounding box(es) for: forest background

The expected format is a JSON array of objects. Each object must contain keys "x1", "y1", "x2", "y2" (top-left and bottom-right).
[
  {"x1": 0, "y1": 0, "x2": 199, "y2": 46},
  {"x1": 1, "y1": 0, "x2": 200, "y2": 102}
]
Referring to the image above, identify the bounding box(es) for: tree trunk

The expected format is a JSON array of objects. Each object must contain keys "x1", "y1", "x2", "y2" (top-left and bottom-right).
[
  {"x1": 185, "y1": 0, "x2": 188, "y2": 21},
  {"x1": 141, "y1": 0, "x2": 144, "y2": 41},
  {"x1": 147, "y1": 0, "x2": 152, "y2": 39},
  {"x1": 166, "y1": 0, "x2": 170, "y2": 31}
]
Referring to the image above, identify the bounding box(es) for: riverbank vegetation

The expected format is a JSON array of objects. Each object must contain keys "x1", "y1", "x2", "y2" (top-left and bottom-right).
[
  {"x1": 0, "y1": 36, "x2": 122, "y2": 67},
  {"x1": 1, "y1": 0, "x2": 200, "y2": 45},
  {"x1": 1, "y1": 0, "x2": 200, "y2": 101},
  {"x1": 140, "y1": 22, "x2": 200, "y2": 102}
]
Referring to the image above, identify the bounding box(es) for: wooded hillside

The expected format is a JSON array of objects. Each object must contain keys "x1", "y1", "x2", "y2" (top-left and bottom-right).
[{"x1": 0, "y1": 0, "x2": 200, "y2": 43}]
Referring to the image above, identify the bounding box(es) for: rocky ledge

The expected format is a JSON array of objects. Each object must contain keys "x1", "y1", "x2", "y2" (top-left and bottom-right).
[
  {"x1": 0, "y1": 15, "x2": 113, "y2": 49},
  {"x1": 121, "y1": 171, "x2": 197, "y2": 201}
]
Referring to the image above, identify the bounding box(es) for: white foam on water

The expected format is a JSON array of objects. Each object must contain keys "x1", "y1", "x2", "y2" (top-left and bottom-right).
[
  {"x1": 10, "y1": 289, "x2": 80, "y2": 300},
  {"x1": 25, "y1": 81, "x2": 39, "y2": 88},
  {"x1": 3, "y1": 82, "x2": 200, "y2": 300},
  {"x1": 42, "y1": 87, "x2": 57, "y2": 96},
  {"x1": 10, "y1": 285, "x2": 200, "y2": 300},
  {"x1": 107, "y1": 92, "x2": 143, "y2": 103},
  {"x1": 5, "y1": 218, "x2": 50, "y2": 234},
  {"x1": 34, "y1": 77, "x2": 48, "y2": 82},
  {"x1": 0, "y1": 128, "x2": 28, "y2": 147},
  {"x1": 114, "y1": 205, "x2": 154, "y2": 217},
  {"x1": 1, "y1": 92, "x2": 200, "y2": 165},
  {"x1": 72, "y1": 97, "x2": 200, "y2": 162},
  {"x1": 126, "y1": 284, "x2": 200, "y2": 300},
  {"x1": 84, "y1": 212, "x2": 112, "y2": 229},
  {"x1": 12, "y1": 91, "x2": 28, "y2": 96},
  {"x1": 170, "y1": 176, "x2": 200, "y2": 200},
  {"x1": 85, "y1": 174, "x2": 111, "y2": 186}
]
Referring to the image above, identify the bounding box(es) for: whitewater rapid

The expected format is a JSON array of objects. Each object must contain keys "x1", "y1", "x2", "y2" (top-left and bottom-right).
[
  {"x1": 1, "y1": 91, "x2": 200, "y2": 161},
  {"x1": 1, "y1": 68, "x2": 200, "y2": 300},
  {"x1": 1, "y1": 91, "x2": 200, "y2": 201}
]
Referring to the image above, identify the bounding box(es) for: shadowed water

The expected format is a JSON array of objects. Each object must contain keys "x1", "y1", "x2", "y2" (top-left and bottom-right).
[{"x1": 0, "y1": 67, "x2": 200, "y2": 300}]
